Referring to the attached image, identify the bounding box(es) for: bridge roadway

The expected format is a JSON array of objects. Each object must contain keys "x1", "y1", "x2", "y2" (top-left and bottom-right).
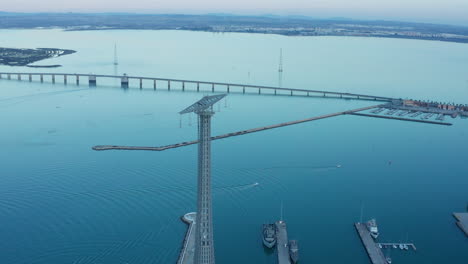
[
  {"x1": 0, "y1": 71, "x2": 394, "y2": 102},
  {"x1": 92, "y1": 104, "x2": 385, "y2": 151}
]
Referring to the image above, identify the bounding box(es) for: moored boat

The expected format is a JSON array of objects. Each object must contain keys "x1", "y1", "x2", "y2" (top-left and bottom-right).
[
  {"x1": 262, "y1": 223, "x2": 277, "y2": 248},
  {"x1": 366, "y1": 219, "x2": 379, "y2": 239},
  {"x1": 289, "y1": 240, "x2": 299, "y2": 263}
]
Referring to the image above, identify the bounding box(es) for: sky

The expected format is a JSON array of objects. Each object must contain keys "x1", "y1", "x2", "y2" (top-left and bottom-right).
[{"x1": 2, "y1": 0, "x2": 468, "y2": 26}]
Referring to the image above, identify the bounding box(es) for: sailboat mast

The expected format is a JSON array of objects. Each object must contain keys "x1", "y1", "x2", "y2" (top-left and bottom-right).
[
  {"x1": 360, "y1": 202, "x2": 364, "y2": 223},
  {"x1": 280, "y1": 201, "x2": 284, "y2": 221}
]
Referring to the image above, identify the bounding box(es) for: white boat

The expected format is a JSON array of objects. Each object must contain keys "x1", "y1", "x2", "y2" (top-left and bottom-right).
[
  {"x1": 366, "y1": 219, "x2": 379, "y2": 239},
  {"x1": 386, "y1": 257, "x2": 392, "y2": 264},
  {"x1": 399, "y1": 244, "x2": 404, "y2": 250},
  {"x1": 403, "y1": 244, "x2": 409, "y2": 250}
]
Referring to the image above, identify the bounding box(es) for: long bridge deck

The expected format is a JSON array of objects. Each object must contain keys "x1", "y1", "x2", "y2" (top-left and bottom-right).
[
  {"x1": 0, "y1": 71, "x2": 394, "y2": 102},
  {"x1": 92, "y1": 103, "x2": 455, "y2": 152},
  {"x1": 92, "y1": 104, "x2": 384, "y2": 151}
]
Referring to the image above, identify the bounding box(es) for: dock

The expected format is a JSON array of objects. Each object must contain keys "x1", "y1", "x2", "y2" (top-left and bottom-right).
[
  {"x1": 453, "y1": 212, "x2": 468, "y2": 236},
  {"x1": 349, "y1": 112, "x2": 453, "y2": 126},
  {"x1": 354, "y1": 223, "x2": 389, "y2": 264},
  {"x1": 177, "y1": 212, "x2": 197, "y2": 264},
  {"x1": 275, "y1": 221, "x2": 291, "y2": 264},
  {"x1": 377, "y1": 243, "x2": 417, "y2": 250}
]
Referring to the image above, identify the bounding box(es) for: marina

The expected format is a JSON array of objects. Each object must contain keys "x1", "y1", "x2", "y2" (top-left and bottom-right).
[{"x1": 453, "y1": 212, "x2": 468, "y2": 236}]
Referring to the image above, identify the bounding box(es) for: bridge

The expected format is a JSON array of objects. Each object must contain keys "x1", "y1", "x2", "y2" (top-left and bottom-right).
[
  {"x1": 0, "y1": 71, "x2": 394, "y2": 102},
  {"x1": 2, "y1": 71, "x2": 466, "y2": 152}
]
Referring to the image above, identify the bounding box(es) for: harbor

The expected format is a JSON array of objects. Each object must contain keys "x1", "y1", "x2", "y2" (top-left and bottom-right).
[{"x1": 453, "y1": 212, "x2": 468, "y2": 236}]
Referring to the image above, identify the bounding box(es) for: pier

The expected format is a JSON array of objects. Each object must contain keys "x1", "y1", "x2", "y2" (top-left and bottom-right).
[
  {"x1": 453, "y1": 212, "x2": 468, "y2": 236},
  {"x1": 92, "y1": 103, "x2": 454, "y2": 152},
  {"x1": 92, "y1": 104, "x2": 384, "y2": 151},
  {"x1": 177, "y1": 212, "x2": 197, "y2": 264},
  {"x1": 275, "y1": 221, "x2": 291, "y2": 264},
  {"x1": 0, "y1": 71, "x2": 394, "y2": 102},
  {"x1": 355, "y1": 223, "x2": 388, "y2": 264}
]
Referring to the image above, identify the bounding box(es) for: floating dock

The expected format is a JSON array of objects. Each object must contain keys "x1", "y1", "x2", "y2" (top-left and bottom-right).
[
  {"x1": 354, "y1": 223, "x2": 389, "y2": 264},
  {"x1": 275, "y1": 221, "x2": 291, "y2": 264},
  {"x1": 453, "y1": 212, "x2": 468, "y2": 236},
  {"x1": 378, "y1": 243, "x2": 417, "y2": 250},
  {"x1": 177, "y1": 212, "x2": 197, "y2": 264},
  {"x1": 349, "y1": 112, "x2": 453, "y2": 126}
]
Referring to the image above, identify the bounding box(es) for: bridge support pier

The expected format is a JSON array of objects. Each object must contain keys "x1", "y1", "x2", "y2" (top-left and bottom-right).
[
  {"x1": 121, "y1": 74, "x2": 129, "y2": 88},
  {"x1": 258, "y1": 88, "x2": 261, "y2": 94},
  {"x1": 52, "y1": 75, "x2": 55, "y2": 84},
  {"x1": 0, "y1": 73, "x2": 2, "y2": 79},
  {"x1": 153, "y1": 80, "x2": 156, "y2": 90},
  {"x1": 227, "y1": 85, "x2": 230, "y2": 93},
  {"x1": 307, "y1": 92, "x2": 310, "y2": 97},
  {"x1": 29, "y1": 74, "x2": 32, "y2": 82},
  {"x1": 7, "y1": 74, "x2": 11, "y2": 80},
  {"x1": 76, "y1": 75, "x2": 79, "y2": 85},
  {"x1": 275, "y1": 89, "x2": 277, "y2": 95},
  {"x1": 290, "y1": 91, "x2": 293, "y2": 96},
  {"x1": 168, "y1": 81, "x2": 171, "y2": 90},
  {"x1": 197, "y1": 82, "x2": 200, "y2": 92},
  {"x1": 17, "y1": 74, "x2": 21, "y2": 80},
  {"x1": 212, "y1": 83, "x2": 214, "y2": 92},
  {"x1": 323, "y1": 93, "x2": 326, "y2": 97},
  {"x1": 64, "y1": 75, "x2": 67, "y2": 84},
  {"x1": 139, "y1": 78, "x2": 142, "y2": 89},
  {"x1": 243, "y1": 86, "x2": 245, "y2": 94},
  {"x1": 40, "y1": 74, "x2": 43, "y2": 82},
  {"x1": 182, "y1": 82, "x2": 185, "y2": 91},
  {"x1": 89, "y1": 75, "x2": 97, "y2": 87}
]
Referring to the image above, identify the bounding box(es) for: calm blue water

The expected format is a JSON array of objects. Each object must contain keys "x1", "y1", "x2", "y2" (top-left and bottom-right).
[{"x1": 0, "y1": 29, "x2": 467, "y2": 264}]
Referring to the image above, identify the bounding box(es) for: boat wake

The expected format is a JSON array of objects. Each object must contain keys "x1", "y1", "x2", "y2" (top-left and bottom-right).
[
  {"x1": 214, "y1": 182, "x2": 260, "y2": 191},
  {"x1": 263, "y1": 164, "x2": 342, "y2": 172}
]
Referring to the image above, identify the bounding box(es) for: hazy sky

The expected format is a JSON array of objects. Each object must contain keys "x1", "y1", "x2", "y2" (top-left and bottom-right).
[{"x1": 3, "y1": 0, "x2": 468, "y2": 25}]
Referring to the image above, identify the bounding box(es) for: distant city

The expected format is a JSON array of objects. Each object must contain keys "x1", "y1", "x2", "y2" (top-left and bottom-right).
[{"x1": 1, "y1": 13, "x2": 468, "y2": 43}]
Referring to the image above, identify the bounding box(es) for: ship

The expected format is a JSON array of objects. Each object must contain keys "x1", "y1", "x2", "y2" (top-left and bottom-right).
[
  {"x1": 289, "y1": 240, "x2": 299, "y2": 263},
  {"x1": 366, "y1": 219, "x2": 379, "y2": 239},
  {"x1": 262, "y1": 223, "x2": 277, "y2": 248}
]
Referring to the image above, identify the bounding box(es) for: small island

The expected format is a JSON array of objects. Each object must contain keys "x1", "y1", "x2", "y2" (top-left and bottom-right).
[{"x1": 0, "y1": 47, "x2": 76, "y2": 67}]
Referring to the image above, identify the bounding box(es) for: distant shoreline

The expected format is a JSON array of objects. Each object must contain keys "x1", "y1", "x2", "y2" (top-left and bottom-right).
[
  {"x1": 61, "y1": 27, "x2": 468, "y2": 44},
  {"x1": 1, "y1": 13, "x2": 467, "y2": 44}
]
